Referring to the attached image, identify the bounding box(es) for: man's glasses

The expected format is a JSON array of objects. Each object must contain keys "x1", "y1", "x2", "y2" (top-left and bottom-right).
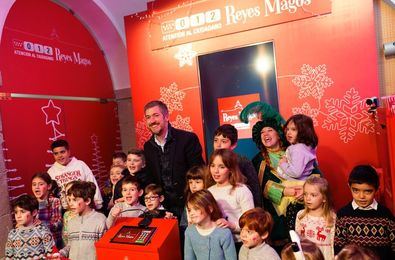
[{"x1": 144, "y1": 195, "x2": 159, "y2": 201}]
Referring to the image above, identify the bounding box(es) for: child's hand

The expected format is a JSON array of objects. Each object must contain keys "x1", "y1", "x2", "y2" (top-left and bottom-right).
[
  {"x1": 216, "y1": 218, "x2": 235, "y2": 230},
  {"x1": 283, "y1": 187, "x2": 296, "y2": 197},
  {"x1": 111, "y1": 207, "x2": 122, "y2": 217},
  {"x1": 279, "y1": 156, "x2": 287, "y2": 164},
  {"x1": 114, "y1": 197, "x2": 125, "y2": 203},
  {"x1": 164, "y1": 211, "x2": 175, "y2": 219}
]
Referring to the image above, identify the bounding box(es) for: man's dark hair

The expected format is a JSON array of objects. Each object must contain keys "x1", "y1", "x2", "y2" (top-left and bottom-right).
[
  {"x1": 144, "y1": 100, "x2": 169, "y2": 116},
  {"x1": 348, "y1": 165, "x2": 379, "y2": 190},
  {"x1": 50, "y1": 139, "x2": 69, "y2": 151},
  {"x1": 214, "y1": 124, "x2": 238, "y2": 145},
  {"x1": 112, "y1": 151, "x2": 127, "y2": 162},
  {"x1": 12, "y1": 194, "x2": 38, "y2": 213}
]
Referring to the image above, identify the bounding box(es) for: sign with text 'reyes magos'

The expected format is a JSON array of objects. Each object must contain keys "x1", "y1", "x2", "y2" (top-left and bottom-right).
[
  {"x1": 148, "y1": 0, "x2": 331, "y2": 49},
  {"x1": 217, "y1": 93, "x2": 260, "y2": 139}
]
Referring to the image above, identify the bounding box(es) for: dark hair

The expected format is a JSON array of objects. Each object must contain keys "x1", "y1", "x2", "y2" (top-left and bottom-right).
[
  {"x1": 144, "y1": 100, "x2": 169, "y2": 116},
  {"x1": 214, "y1": 124, "x2": 238, "y2": 145},
  {"x1": 187, "y1": 190, "x2": 222, "y2": 221},
  {"x1": 128, "y1": 148, "x2": 145, "y2": 163},
  {"x1": 145, "y1": 183, "x2": 164, "y2": 196},
  {"x1": 336, "y1": 244, "x2": 379, "y2": 260},
  {"x1": 185, "y1": 165, "x2": 206, "y2": 199},
  {"x1": 31, "y1": 172, "x2": 52, "y2": 185},
  {"x1": 281, "y1": 238, "x2": 324, "y2": 260},
  {"x1": 239, "y1": 208, "x2": 273, "y2": 237},
  {"x1": 12, "y1": 194, "x2": 38, "y2": 213},
  {"x1": 122, "y1": 175, "x2": 142, "y2": 190},
  {"x1": 50, "y1": 139, "x2": 69, "y2": 151},
  {"x1": 348, "y1": 165, "x2": 379, "y2": 189},
  {"x1": 284, "y1": 114, "x2": 318, "y2": 148},
  {"x1": 112, "y1": 152, "x2": 127, "y2": 162},
  {"x1": 67, "y1": 181, "x2": 96, "y2": 208},
  {"x1": 206, "y1": 149, "x2": 245, "y2": 190}
]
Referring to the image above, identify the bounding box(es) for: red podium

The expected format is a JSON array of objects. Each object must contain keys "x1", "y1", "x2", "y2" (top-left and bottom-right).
[{"x1": 95, "y1": 218, "x2": 181, "y2": 260}]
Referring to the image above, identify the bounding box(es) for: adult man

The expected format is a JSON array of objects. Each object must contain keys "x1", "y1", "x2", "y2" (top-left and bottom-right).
[
  {"x1": 47, "y1": 139, "x2": 103, "y2": 209},
  {"x1": 143, "y1": 100, "x2": 204, "y2": 218}
]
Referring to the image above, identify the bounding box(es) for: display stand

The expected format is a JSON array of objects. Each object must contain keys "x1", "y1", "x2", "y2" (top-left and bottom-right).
[{"x1": 95, "y1": 218, "x2": 181, "y2": 260}]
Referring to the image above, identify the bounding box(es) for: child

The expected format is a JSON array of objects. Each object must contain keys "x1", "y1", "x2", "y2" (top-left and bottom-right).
[
  {"x1": 335, "y1": 165, "x2": 395, "y2": 259},
  {"x1": 59, "y1": 181, "x2": 107, "y2": 260},
  {"x1": 295, "y1": 176, "x2": 336, "y2": 260},
  {"x1": 47, "y1": 139, "x2": 103, "y2": 210},
  {"x1": 278, "y1": 114, "x2": 318, "y2": 181},
  {"x1": 112, "y1": 151, "x2": 127, "y2": 167},
  {"x1": 213, "y1": 124, "x2": 262, "y2": 207},
  {"x1": 207, "y1": 149, "x2": 254, "y2": 251},
  {"x1": 239, "y1": 208, "x2": 280, "y2": 260},
  {"x1": 139, "y1": 184, "x2": 173, "y2": 218},
  {"x1": 31, "y1": 172, "x2": 63, "y2": 249},
  {"x1": 113, "y1": 149, "x2": 153, "y2": 202},
  {"x1": 106, "y1": 175, "x2": 146, "y2": 227},
  {"x1": 277, "y1": 114, "x2": 319, "y2": 230},
  {"x1": 5, "y1": 195, "x2": 56, "y2": 259},
  {"x1": 102, "y1": 164, "x2": 125, "y2": 216},
  {"x1": 335, "y1": 244, "x2": 379, "y2": 260},
  {"x1": 281, "y1": 238, "x2": 324, "y2": 260},
  {"x1": 62, "y1": 181, "x2": 77, "y2": 247},
  {"x1": 184, "y1": 190, "x2": 237, "y2": 259}
]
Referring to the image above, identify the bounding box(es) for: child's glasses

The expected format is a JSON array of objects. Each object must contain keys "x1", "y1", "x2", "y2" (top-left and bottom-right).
[{"x1": 144, "y1": 195, "x2": 159, "y2": 201}]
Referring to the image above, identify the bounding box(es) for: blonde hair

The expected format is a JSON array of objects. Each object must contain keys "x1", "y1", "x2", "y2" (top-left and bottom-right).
[
  {"x1": 299, "y1": 176, "x2": 335, "y2": 227},
  {"x1": 206, "y1": 149, "x2": 245, "y2": 191}
]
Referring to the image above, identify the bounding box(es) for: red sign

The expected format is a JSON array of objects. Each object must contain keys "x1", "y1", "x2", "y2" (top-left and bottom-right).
[
  {"x1": 217, "y1": 93, "x2": 260, "y2": 139},
  {"x1": 148, "y1": 0, "x2": 331, "y2": 49}
]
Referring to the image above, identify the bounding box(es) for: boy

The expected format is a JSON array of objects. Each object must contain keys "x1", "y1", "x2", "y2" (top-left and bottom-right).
[
  {"x1": 335, "y1": 165, "x2": 395, "y2": 259},
  {"x1": 112, "y1": 151, "x2": 127, "y2": 167},
  {"x1": 113, "y1": 149, "x2": 153, "y2": 201},
  {"x1": 239, "y1": 208, "x2": 280, "y2": 260},
  {"x1": 139, "y1": 184, "x2": 173, "y2": 219},
  {"x1": 48, "y1": 139, "x2": 103, "y2": 209},
  {"x1": 213, "y1": 124, "x2": 262, "y2": 207},
  {"x1": 107, "y1": 175, "x2": 146, "y2": 227},
  {"x1": 5, "y1": 195, "x2": 56, "y2": 259},
  {"x1": 60, "y1": 181, "x2": 107, "y2": 260}
]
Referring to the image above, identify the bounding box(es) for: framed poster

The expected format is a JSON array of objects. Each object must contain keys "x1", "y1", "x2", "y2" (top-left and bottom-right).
[{"x1": 198, "y1": 41, "x2": 279, "y2": 159}]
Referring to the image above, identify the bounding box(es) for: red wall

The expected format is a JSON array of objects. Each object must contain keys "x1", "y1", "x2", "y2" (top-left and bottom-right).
[
  {"x1": 0, "y1": 0, "x2": 119, "y2": 199},
  {"x1": 125, "y1": 0, "x2": 380, "y2": 209}
]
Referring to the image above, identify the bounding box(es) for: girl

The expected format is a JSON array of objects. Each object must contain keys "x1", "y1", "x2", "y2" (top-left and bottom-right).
[
  {"x1": 207, "y1": 149, "x2": 254, "y2": 251},
  {"x1": 31, "y1": 172, "x2": 62, "y2": 249},
  {"x1": 278, "y1": 114, "x2": 319, "y2": 181},
  {"x1": 184, "y1": 190, "x2": 237, "y2": 260},
  {"x1": 102, "y1": 164, "x2": 124, "y2": 216},
  {"x1": 295, "y1": 176, "x2": 336, "y2": 260}
]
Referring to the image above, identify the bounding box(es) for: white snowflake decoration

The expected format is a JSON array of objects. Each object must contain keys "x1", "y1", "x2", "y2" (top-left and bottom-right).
[
  {"x1": 135, "y1": 120, "x2": 151, "y2": 149},
  {"x1": 160, "y1": 82, "x2": 186, "y2": 113},
  {"x1": 171, "y1": 115, "x2": 193, "y2": 132},
  {"x1": 174, "y1": 44, "x2": 197, "y2": 67},
  {"x1": 292, "y1": 64, "x2": 334, "y2": 100},
  {"x1": 322, "y1": 88, "x2": 375, "y2": 143},
  {"x1": 292, "y1": 102, "x2": 320, "y2": 126}
]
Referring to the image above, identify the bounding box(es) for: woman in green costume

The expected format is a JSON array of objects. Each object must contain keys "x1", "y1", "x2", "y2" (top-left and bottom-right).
[{"x1": 251, "y1": 117, "x2": 304, "y2": 251}]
